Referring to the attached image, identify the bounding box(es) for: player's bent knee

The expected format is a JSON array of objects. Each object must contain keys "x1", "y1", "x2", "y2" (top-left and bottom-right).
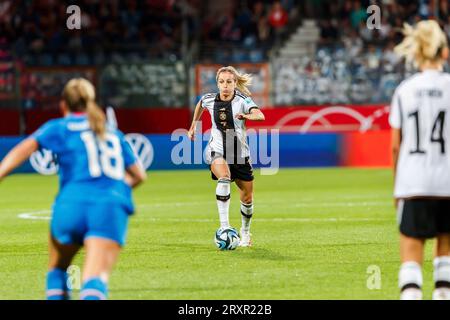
[{"x1": 241, "y1": 196, "x2": 253, "y2": 204}]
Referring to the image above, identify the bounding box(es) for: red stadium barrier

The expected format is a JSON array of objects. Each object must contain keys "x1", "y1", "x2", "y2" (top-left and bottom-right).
[
  {"x1": 199, "y1": 105, "x2": 393, "y2": 168},
  {"x1": 114, "y1": 108, "x2": 191, "y2": 134},
  {"x1": 2, "y1": 106, "x2": 393, "y2": 168},
  {"x1": 24, "y1": 108, "x2": 192, "y2": 134},
  {"x1": 25, "y1": 109, "x2": 61, "y2": 134},
  {"x1": 6, "y1": 105, "x2": 391, "y2": 137},
  {"x1": 0, "y1": 110, "x2": 20, "y2": 135},
  {"x1": 340, "y1": 130, "x2": 392, "y2": 167},
  {"x1": 201, "y1": 105, "x2": 391, "y2": 133}
]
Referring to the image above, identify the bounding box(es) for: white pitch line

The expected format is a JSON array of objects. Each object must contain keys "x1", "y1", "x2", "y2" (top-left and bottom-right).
[
  {"x1": 252, "y1": 217, "x2": 391, "y2": 222},
  {"x1": 16, "y1": 210, "x2": 391, "y2": 223},
  {"x1": 17, "y1": 210, "x2": 51, "y2": 220},
  {"x1": 137, "y1": 200, "x2": 390, "y2": 209},
  {"x1": 16, "y1": 198, "x2": 392, "y2": 221},
  {"x1": 12, "y1": 200, "x2": 391, "y2": 219},
  {"x1": 136, "y1": 217, "x2": 392, "y2": 223},
  {"x1": 293, "y1": 201, "x2": 389, "y2": 207}
]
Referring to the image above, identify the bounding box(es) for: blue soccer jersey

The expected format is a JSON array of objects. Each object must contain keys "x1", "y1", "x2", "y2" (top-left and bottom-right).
[{"x1": 31, "y1": 113, "x2": 137, "y2": 214}]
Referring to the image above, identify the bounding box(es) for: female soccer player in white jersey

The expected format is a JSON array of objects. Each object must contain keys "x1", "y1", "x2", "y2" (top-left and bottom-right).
[
  {"x1": 188, "y1": 66, "x2": 265, "y2": 247},
  {"x1": 0, "y1": 78, "x2": 146, "y2": 299},
  {"x1": 390, "y1": 20, "x2": 450, "y2": 300}
]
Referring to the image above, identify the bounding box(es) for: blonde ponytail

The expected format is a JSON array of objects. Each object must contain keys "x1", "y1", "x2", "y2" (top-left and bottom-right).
[
  {"x1": 86, "y1": 100, "x2": 106, "y2": 139},
  {"x1": 63, "y1": 78, "x2": 106, "y2": 139},
  {"x1": 394, "y1": 20, "x2": 448, "y2": 68},
  {"x1": 216, "y1": 66, "x2": 253, "y2": 96}
]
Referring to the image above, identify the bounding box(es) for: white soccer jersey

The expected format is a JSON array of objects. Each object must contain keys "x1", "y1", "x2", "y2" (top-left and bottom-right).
[
  {"x1": 201, "y1": 90, "x2": 258, "y2": 164},
  {"x1": 389, "y1": 70, "x2": 450, "y2": 198}
]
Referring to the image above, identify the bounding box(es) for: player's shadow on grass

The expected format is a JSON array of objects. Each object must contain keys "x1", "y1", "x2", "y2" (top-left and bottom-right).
[
  {"x1": 232, "y1": 247, "x2": 295, "y2": 261},
  {"x1": 158, "y1": 243, "x2": 295, "y2": 261},
  {"x1": 112, "y1": 284, "x2": 246, "y2": 295}
]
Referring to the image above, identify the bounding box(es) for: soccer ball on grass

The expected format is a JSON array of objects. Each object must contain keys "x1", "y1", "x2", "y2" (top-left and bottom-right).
[{"x1": 214, "y1": 227, "x2": 240, "y2": 250}]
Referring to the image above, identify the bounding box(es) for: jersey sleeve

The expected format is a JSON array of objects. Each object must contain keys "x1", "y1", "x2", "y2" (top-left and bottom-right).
[
  {"x1": 30, "y1": 120, "x2": 64, "y2": 153},
  {"x1": 389, "y1": 89, "x2": 402, "y2": 129},
  {"x1": 119, "y1": 133, "x2": 138, "y2": 168},
  {"x1": 242, "y1": 96, "x2": 258, "y2": 114},
  {"x1": 200, "y1": 94, "x2": 214, "y2": 109},
  {"x1": 200, "y1": 95, "x2": 206, "y2": 108}
]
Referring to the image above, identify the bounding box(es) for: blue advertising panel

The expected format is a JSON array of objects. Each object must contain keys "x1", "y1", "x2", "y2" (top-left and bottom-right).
[{"x1": 0, "y1": 133, "x2": 340, "y2": 174}]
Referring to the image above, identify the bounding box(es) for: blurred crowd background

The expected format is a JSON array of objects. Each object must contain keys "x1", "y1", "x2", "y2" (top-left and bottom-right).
[{"x1": 1, "y1": 0, "x2": 449, "y2": 112}]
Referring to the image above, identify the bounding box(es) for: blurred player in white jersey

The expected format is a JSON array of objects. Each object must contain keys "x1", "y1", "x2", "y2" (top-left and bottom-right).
[
  {"x1": 390, "y1": 20, "x2": 450, "y2": 300},
  {"x1": 188, "y1": 66, "x2": 265, "y2": 247}
]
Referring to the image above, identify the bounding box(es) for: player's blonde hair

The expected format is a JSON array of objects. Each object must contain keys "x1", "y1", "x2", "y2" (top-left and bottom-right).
[
  {"x1": 62, "y1": 78, "x2": 106, "y2": 139},
  {"x1": 394, "y1": 20, "x2": 448, "y2": 68},
  {"x1": 216, "y1": 66, "x2": 252, "y2": 96}
]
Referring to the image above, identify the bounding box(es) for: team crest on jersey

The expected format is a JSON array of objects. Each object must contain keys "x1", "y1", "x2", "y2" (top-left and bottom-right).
[
  {"x1": 219, "y1": 107, "x2": 227, "y2": 127},
  {"x1": 219, "y1": 112, "x2": 227, "y2": 121}
]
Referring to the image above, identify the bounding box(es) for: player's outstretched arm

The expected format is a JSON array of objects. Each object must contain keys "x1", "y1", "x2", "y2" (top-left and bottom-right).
[
  {"x1": 124, "y1": 162, "x2": 147, "y2": 188},
  {"x1": 236, "y1": 108, "x2": 265, "y2": 121},
  {"x1": 0, "y1": 138, "x2": 39, "y2": 182},
  {"x1": 188, "y1": 100, "x2": 204, "y2": 140}
]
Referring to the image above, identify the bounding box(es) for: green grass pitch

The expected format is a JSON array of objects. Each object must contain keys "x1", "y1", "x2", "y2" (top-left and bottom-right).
[{"x1": 0, "y1": 168, "x2": 438, "y2": 299}]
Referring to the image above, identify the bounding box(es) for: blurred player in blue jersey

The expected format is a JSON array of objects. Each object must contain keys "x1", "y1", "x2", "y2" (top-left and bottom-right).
[{"x1": 0, "y1": 78, "x2": 146, "y2": 300}]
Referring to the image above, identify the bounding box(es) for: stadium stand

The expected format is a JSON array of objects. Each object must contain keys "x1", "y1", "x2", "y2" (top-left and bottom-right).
[{"x1": 1, "y1": 0, "x2": 450, "y2": 125}]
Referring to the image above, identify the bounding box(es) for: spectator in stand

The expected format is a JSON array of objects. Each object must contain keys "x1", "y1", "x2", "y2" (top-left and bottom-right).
[
  {"x1": 382, "y1": 41, "x2": 401, "y2": 67},
  {"x1": 378, "y1": 16, "x2": 392, "y2": 40},
  {"x1": 268, "y1": 1, "x2": 288, "y2": 31},
  {"x1": 350, "y1": 1, "x2": 367, "y2": 30},
  {"x1": 304, "y1": 0, "x2": 325, "y2": 19},
  {"x1": 252, "y1": 1, "x2": 266, "y2": 24},
  {"x1": 319, "y1": 19, "x2": 339, "y2": 44},
  {"x1": 342, "y1": 28, "x2": 363, "y2": 59},
  {"x1": 258, "y1": 15, "x2": 271, "y2": 45},
  {"x1": 445, "y1": 16, "x2": 450, "y2": 40},
  {"x1": 250, "y1": 1, "x2": 270, "y2": 45},
  {"x1": 365, "y1": 44, "x2": 381, "y2": 70},
  {"x1": 121, "y1": 0, "x2": 142, "y2": 41},
  {"x1": 438, "y1": 0, "x2": 449, "y2": 23},
  {"x1": 220, "y1": 8, "x2": 241, "y2": 42},
  {"x1": 418, "y1": 0, "x2": 431, "y2": 19},
  {"x1": 359, "y1": 20, "x2": 373, "y2": 42},
  {"x1": 281, "y1": 0, "x2": 299, "y2": 21},
  {"x1": 235, "y1": 1, "x2": 254, "y2": 44},
  {"x1": 268, "y1": 1, "x2": 289, "y2": 46},
  {"x1": 339, "y1": 0, "x2": 353, "y2": 21}
]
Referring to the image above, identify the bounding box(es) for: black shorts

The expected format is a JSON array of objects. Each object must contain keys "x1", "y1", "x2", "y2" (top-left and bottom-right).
[
  {"x1": 398, "y1": 199, "x2": 450, "y2": 238},
  {"x1": 209, "y1": 153, "x2": 254, "y2": 182}
]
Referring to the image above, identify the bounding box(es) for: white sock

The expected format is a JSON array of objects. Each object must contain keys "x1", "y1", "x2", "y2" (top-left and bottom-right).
[
  {"x1": 216, "y1": 178, "x2": 231, "y2": 228},
  {"x1": 433, "y1": 256, "x2": 450, "y2": 288},
  {"x1": 240, "y1": 201, "x2": 253, "y2": 233},
  {"x1": 399, "y1": 261, "x2": 423, "y2": 299}
]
